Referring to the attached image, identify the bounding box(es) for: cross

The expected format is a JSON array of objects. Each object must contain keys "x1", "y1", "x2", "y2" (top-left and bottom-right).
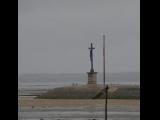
[
  {"x1": 89, "y1": 43, "x2": 95, "y2": 51},
  {"x1": 89, "y1": 43, "x2": 95, "y2": 72}
]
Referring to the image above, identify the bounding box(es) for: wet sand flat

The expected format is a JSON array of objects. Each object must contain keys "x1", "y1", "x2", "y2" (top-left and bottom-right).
[
  {"x1": 18, "y1": 98, "x2": 140, "y2": 120},
  {"x1": 19, "y1": 98, "x2": 139, "y2": 108}
]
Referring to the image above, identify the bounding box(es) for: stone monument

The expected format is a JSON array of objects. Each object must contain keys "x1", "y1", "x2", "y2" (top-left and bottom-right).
[{"x1": 87, "y1": 43, "x2": 97, "y2": 85}]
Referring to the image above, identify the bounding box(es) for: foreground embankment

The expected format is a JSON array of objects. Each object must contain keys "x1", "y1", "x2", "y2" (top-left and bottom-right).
[{"x1": 37, "y1": 84, "x2": 140, "y2": 99}]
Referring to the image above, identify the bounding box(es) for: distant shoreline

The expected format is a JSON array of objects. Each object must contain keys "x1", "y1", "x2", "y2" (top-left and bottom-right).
[{"x1": 18, "y1": 72, "x2": 140, "y2": 85}]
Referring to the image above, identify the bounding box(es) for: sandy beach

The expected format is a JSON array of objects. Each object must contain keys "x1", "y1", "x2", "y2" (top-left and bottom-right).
[
  {"x1": 18, "y1": 97, "x2": 140, "y2": 119},
  {"x1": 19, "y1": 98, "x2": 139, "y2": 108}
]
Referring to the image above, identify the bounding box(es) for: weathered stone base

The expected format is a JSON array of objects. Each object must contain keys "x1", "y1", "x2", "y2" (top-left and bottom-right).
[{"x1": 87, "y1": 72, "x2": 97, "y2": 84}]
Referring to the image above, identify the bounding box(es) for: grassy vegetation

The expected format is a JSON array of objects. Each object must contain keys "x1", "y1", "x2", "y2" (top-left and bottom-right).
[{"x1": 37, "y1": 85, "x2": 140, "y2": 99}]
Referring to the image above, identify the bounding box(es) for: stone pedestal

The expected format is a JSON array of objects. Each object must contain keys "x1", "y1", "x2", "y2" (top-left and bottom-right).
[{"x1": 87, "y1": 72, "x2": 97, "y2": 84}]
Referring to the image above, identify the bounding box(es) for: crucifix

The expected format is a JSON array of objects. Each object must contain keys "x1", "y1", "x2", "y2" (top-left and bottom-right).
[{"x1": 89, "y1": 43, "x2": 95, "y2": 72}]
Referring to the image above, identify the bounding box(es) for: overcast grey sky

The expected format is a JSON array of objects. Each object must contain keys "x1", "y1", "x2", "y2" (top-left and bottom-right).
[{"x1": 18, "y1": 0, "x2": 140, "y2": 74}]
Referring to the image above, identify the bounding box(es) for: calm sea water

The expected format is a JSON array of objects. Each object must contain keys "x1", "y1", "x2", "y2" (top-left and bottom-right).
[
  {"x1": 18, "y1": 73, "x2": 140, "y2": 96},
  {"x1": 19, "y1": 72, "x2": 139, "y2": 88}
]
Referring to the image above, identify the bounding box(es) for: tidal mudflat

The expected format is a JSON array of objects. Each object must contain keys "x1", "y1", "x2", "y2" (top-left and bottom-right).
[{"x1": 18, "y1": 98, "x2": 140, "y2": 120}]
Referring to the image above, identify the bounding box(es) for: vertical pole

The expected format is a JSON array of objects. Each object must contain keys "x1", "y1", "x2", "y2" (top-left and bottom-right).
[
  {"x1": 103, "y1": 34, "x2": 105, "y2": 87},
  {"x1": 103, "y1": 34, "x2": 108, "y2": 120},
  {"x1": 105, "y1": 85, "x2": 108, "y2": 120}
]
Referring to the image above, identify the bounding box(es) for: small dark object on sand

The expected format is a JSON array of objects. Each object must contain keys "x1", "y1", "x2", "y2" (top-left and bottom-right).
[{"x1": 40, "y1": 118, "x2": 43, "y2": 120}]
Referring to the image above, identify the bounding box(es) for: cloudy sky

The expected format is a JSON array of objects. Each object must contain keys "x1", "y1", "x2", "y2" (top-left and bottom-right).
[{"x1": 18, "y1": 0, "x2": 140, "y2": 74}]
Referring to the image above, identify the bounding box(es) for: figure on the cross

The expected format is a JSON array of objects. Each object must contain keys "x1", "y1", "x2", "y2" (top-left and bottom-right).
[{"x1": 89, "y1": 43, "x2": 95, "y2": 72}]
